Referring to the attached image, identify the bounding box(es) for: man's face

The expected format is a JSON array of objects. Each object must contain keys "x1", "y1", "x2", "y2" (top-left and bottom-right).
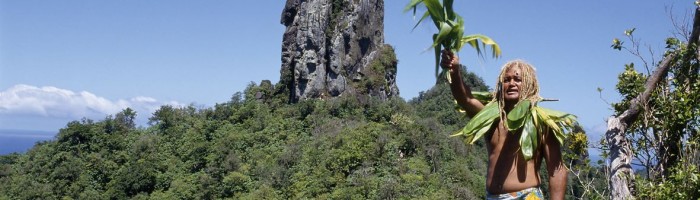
[{"x1": 502, "y1": 67, "x2": 522, "y2": 103}]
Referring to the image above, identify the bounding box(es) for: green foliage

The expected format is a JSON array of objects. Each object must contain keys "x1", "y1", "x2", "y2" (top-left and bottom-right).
[
  {"x1": 411, "y1": 65, "x2": 488, "y2": 126},
  {"x1": 355, "y1": 44, "x2": 398, "y2": 96},
  {"x1": 612, "y1": 63, "x2": 646, "y2": 114},
  {"x1": 457, "y1": 101, "x2": 498, "y2": 144},
  {"x1": 405, "y1": 0, "x2": 501, "y2": 79},
  {"x1": 0, "y1": 72, "x2": 595, "y2": 199},
  {"x1": 506, "y1": 100, "x2": 531, "y2": 131},
  {"x1": 558, "y1": 129, "x2": 609, "y2": 200},
  {"x1": 637, "y1": 162, "x2": 700, "y2": 199},
  {"x1": 0, "y1": 76, "x2": 496, "y2": 199},
  {"x1": 606, "y1": 24, "x2": 700, "y2": 199}
]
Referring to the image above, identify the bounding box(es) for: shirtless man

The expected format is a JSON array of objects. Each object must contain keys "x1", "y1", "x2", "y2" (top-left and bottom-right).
[{"x1": 441, "y1": 51, "x2": 567, "y2": 200}]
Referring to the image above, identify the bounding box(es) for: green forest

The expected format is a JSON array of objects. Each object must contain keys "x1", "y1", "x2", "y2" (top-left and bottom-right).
[{"x1": 0, "y1": 68, "x2": 599, "y2": 199}]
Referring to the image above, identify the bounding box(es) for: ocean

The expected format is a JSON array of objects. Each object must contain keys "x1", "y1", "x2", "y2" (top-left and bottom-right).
[{"x1": 0, "y1": 129, "x2": 56, "y2": 155}]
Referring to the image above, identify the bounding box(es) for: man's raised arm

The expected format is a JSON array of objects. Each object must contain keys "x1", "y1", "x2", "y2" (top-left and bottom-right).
[{"x1": 441, "y1": 50, "x2": 485, "y2": 118}]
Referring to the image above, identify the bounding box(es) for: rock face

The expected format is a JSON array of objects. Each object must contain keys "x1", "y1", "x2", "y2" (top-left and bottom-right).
[{"x1": 279, "y1": 0, "x2": 399, "y2": 103}]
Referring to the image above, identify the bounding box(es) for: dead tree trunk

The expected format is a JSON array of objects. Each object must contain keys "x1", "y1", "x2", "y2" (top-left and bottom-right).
[
  {"x1": 607, "y1": 6, "x2": 700, "y2": 200},
  {"x1": 605, "y1": 53, "x2": 676, "y2": 200}
]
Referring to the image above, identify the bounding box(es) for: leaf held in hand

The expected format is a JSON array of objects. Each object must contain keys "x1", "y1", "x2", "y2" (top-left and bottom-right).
[{"x1": 405, "y1": 0, "x2": 501, "y2": 81}]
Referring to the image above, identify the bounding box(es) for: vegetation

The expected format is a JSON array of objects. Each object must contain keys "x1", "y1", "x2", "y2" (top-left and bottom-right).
[
  {"x1": 0, "y1": 68, "x2": 595, "y2": 199},
  {"x1": 355, "y1": 44, "x2": 398, "y2": 97},
  {"x1": 0, "y1": 72, "x2": 468, "y2": 199},
  {"x1": 405, "y1": 0, "x2": 501, "y2": 80},
  {"x1": 601, "y1": 7, "x2": 700, "y2": 199}
]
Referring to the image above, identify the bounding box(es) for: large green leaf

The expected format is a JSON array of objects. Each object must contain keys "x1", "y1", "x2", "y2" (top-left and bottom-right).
[
  {"x1": 433, "y1": 35, "x2": 440, "y2": 78},
  {"x1": 461, "y1": 34, "x2": 502, "y2": 58},
  {"x1": 433, "y1": 22, "x2": 453, "y2": 48},
  {"x1": 534, "y1": 107, "x2": 561, "y2": 134},
  {"x1": 451, "y1": 17, "x2": 465, "y2": 50},
  {"x1": 443, "y1": 0, "x2": 455, "y2": 20},
  {"x1": 404, "y1": 0, "x2": 424, "y2": 12},
  {"x1": 422, "y1": 0, "x2": 444, "y2": 28},
  {"x1": 411, "y1": 11, "x2": 431, "y2": 31},
  {"x1": 538, "y1": 107, "x2": 568, "y2": 118},
  {"x1": 534, "y1": 106, "x2": 564, "y2": 144},
  {"x1": 455, "y1": 102, "x2": 499, "y2": 143},
  {"x1": 506, "y1": 100, "x2": 531, "y2": 131},
  {"x1": 462, "y1": 102, "x2": 498, "y2": 132},
  {"x1": 468, "y1": 117, "x2": 497, "y2": 144},
  {"x1": 534, "y1": 106, "x2": 577, "y2": 145},
  {"x1": 519, "y1": 114, "x2": 537, "y2": 160},
  {"x1": 471, "y1": 91, "x2": 493, "y2": 104}
]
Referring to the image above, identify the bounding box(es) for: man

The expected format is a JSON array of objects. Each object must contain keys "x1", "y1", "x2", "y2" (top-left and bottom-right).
[{"x1": 441, "y1": 50, "x2": 567, "y2": 200}]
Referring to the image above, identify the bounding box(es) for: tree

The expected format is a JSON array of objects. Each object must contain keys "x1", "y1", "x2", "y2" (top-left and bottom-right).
[{"x1": 605, "y1": 5, "x2": 700, "y2": 199}]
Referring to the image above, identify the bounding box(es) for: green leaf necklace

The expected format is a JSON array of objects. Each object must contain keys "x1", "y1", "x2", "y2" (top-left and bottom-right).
[{"x1": 453, "y1": 96, "x2": 578, "y2": 160}]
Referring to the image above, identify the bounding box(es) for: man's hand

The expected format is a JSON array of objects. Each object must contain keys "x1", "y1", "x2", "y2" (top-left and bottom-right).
[
  {"x1": 441, "y1": 49, "x2": 484, "y2": 117},
  {"x1": 441, "y1": 50, "x2": 460, "y2": 71}
]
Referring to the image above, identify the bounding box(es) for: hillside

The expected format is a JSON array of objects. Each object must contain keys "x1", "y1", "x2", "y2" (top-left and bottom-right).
[{"x1": 0, "y1": 72, "x2": 499, "y2": 199}]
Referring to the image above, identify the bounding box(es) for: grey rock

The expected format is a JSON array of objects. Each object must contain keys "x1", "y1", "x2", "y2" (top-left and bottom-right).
[{"x1": 279, "y1": 0, "x2": 398, "y2": 103}]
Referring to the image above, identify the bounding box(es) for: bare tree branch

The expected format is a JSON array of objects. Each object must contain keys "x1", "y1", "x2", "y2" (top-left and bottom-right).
[
  {"x1": 606, "y1": 52, "x2": 677, "y2": 200},
  {"x1": 690, "y1": 7, "x2": 700, "y2": 61},
  {"x1": 689, "y1": 7, "x2": 700, "y2": 46}
]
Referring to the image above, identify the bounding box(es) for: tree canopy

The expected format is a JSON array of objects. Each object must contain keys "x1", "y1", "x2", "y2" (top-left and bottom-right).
[{"x1": 0, "y1": 72, "x2": 524, "y2": 199}]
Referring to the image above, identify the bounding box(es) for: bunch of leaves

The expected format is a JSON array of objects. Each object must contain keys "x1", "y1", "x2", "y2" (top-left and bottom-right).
[
  {"x1": 452, "y1": 97, "x2": 578, "y2": 160},
  {"x1": 405, "y1": 0, "x2": 501, "y2": 80}
]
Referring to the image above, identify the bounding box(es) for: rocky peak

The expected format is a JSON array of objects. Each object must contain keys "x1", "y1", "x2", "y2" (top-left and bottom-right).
[{"x1": 279, "y1": 0, "x2": 399, "y2": 103}]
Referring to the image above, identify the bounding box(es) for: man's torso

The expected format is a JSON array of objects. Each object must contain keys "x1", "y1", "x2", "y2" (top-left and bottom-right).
[{"x1": 485, "y1": 119, "x2": 542, "y2": 194}]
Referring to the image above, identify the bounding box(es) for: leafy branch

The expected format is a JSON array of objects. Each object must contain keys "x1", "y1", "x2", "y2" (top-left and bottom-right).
[{"x1": 405, "y1": 0, "x2": 501, "y2": 80}]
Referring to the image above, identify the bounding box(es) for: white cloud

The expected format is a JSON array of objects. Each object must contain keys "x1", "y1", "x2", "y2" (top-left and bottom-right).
[{"x1": 0, "y1": 84, "x2": 182, "y2": 120}]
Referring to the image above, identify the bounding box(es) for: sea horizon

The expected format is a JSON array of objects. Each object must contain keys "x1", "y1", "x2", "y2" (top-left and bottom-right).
[{"x1": 0, "y1": 129, "x2": 56, "y2": 155}]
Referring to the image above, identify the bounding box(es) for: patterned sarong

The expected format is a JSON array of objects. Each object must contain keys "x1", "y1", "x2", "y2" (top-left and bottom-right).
[{"x1": 486, "y1": 187, "x2": 543, "y2": 200}]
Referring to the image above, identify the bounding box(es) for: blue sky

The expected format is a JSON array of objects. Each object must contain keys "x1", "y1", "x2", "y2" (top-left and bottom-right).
[{"x1": 0, "y1": 0, "x2": 695, "y2": 150}]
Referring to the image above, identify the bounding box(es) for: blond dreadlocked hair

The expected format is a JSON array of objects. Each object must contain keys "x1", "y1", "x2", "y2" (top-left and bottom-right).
[{"x1": 493, "y1": 60, "x2": 542, "y2": 129}]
